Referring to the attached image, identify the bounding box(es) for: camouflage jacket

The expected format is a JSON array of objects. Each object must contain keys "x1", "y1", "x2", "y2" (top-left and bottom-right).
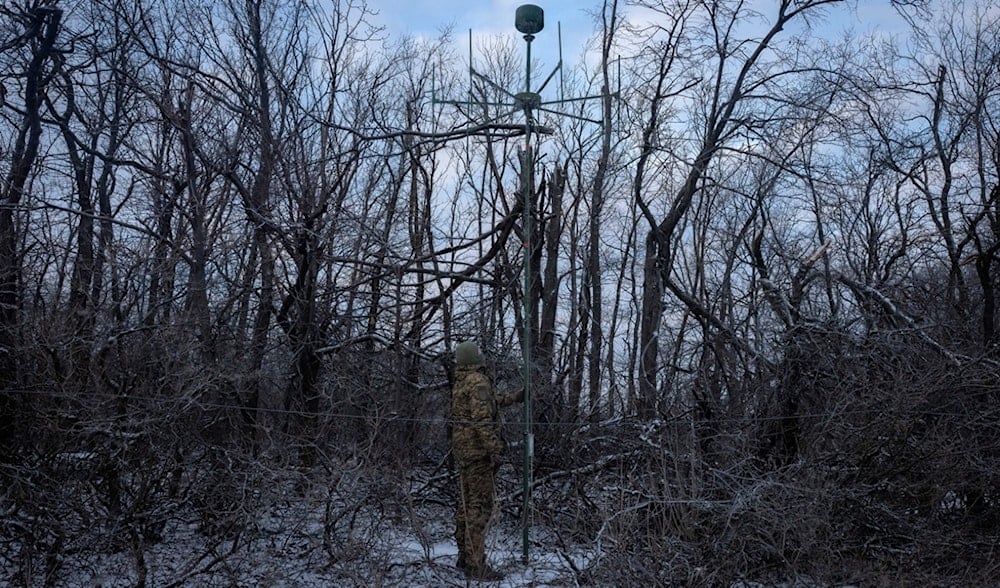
[{"x1": 451, "y1": 365, "x2": 522, "y2": 465}]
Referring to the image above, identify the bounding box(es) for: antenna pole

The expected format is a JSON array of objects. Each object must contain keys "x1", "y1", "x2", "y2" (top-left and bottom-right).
[
  {"x1": 429, "y1": 7, "x2": 612, "y2": 567},
  {"x1": 468, "y1": 29, "x2": 474, "y2": 104},
  {"x1": 558, "y1": 22, "x2": 564, "y2": 102},
  {"x1": 514, "y1": 1, "x2": 546, "y2": 564},
  {"x1": 438, "y1": 2, "x2": 609, "y2": 567},
  {"x1": 520, "y1": 28, "x2": 535, "y2": 568},
  {"x1": 519, "y1": 144, "x2": 533, "y2": 566}
]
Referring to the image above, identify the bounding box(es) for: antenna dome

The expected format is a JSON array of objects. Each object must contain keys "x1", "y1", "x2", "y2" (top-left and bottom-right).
[{"x1": 515, "y1": 4, "x2": 544, "y2": 35}]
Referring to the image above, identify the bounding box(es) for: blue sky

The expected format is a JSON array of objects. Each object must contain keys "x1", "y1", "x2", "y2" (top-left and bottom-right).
[
  {"x1": 372, "y1": 1, "x2": 597, "y2": 40},
  {"x1": 369, "y1": 1, "x2": 909, "y2": 53},
  {"x1": 370, "y1": 0, "x2": 908, "y2": 31},
  {"x1": 370, "y1": 1, "x2": 599, "y2": 76}
]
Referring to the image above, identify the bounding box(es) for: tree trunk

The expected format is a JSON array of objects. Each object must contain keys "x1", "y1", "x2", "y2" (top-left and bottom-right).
[
  {"x1": 0, "y1": 7, "x2": 62, "y2": 458},
  {"x1": 637, "y1": 232, "x2": 663, "y2": 419}
]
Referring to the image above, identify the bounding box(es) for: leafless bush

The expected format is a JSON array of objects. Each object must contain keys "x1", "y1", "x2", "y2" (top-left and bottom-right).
[{"x1": 515, "y1": 328, "x2": 1000, "y2": 586}]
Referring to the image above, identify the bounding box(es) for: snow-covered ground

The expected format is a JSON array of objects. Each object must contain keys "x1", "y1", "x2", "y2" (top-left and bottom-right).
[
  {"x1": 68, "y1": 507, "x2": 584, "y2": 587},
  {"x1": 11, "y1": 462, "x2": 592, "y2": 587}
]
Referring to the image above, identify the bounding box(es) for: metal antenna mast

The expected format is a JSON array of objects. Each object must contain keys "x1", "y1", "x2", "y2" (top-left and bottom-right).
[
  {"x1": 434, "y1": 3, "x2": 615, "y2": 565},
  {"x1": 514, "y1": 4, "x2": 542, "y2": 567}
]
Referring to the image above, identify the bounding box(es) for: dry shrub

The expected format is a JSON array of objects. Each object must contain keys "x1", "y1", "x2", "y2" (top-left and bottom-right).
[{"x1": 533, "y1": 325, "x2": 1000, "y2": 587}]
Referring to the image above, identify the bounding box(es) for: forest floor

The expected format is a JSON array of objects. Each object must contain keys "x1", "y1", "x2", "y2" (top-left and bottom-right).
[
  {"x1": 7, "y1": 450, "x2": 883, "y2": 587},
  {"x1": 48, "y1": 461, "x2": 593, "y2": 587},
  {"x1": 78, "y1": 512, "x2": 579, "y2": 587}
]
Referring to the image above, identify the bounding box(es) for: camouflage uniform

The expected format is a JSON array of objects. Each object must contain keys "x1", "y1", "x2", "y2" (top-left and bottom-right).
[{"x1": 451, "y1": 342, "x2": 522, "y2": 579}]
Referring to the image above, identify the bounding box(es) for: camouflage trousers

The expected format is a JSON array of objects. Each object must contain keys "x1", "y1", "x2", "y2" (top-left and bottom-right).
[{"x1": 455, "y1": 455, "x2": 496, "y2": 571}]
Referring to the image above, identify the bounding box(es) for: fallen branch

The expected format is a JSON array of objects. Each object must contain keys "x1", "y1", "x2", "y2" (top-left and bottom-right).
[{"x1": 503, "y1": 450, "x2": 643, "y2": 504}]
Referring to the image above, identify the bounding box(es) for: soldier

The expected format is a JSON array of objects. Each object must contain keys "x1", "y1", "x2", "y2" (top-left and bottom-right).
[{"x1": 450, "y1": 341, "x2": 523, "y2": 581}]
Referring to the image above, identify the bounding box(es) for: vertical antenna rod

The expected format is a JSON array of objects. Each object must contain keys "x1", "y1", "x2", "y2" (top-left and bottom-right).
[
  {"x1": 514, "y1": 2, "x2": 543, "y2": 565},
  {"x1": 436, "y1": 2, "x2": 608, "y2": 567},
  {"x1": 558, "y1": 21, "x2": 564, "y2": 102},
  {"x1": 468, "y1": 29, "x2": 474, "y2": 103}
]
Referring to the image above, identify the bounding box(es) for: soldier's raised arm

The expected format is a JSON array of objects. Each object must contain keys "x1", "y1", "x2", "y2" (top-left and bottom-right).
[{"x1": 496, "y1": 386, "x2": 524, "y2": 408}]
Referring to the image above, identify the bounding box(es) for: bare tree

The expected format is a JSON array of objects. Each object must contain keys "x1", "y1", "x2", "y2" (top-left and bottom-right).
[
  {"x1": 0, "y1": 2, "x2": 62, "y2": 461},
  {"x1": 629, "y1": 0, "x2": 846, "y2": 417},
  {"x1": 580, "y1": 0, "x2": 621, "y2": 421}
]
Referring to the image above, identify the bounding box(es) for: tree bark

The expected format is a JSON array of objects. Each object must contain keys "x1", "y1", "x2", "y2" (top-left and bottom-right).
[{"x1": 0, "y1": 7, "x2": 62, "y2": 458}]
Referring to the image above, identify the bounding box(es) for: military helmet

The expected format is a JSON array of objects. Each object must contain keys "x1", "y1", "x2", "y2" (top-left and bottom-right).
[{"x1": 455, "y1": 341, "x2": 484, "y2": 366}]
